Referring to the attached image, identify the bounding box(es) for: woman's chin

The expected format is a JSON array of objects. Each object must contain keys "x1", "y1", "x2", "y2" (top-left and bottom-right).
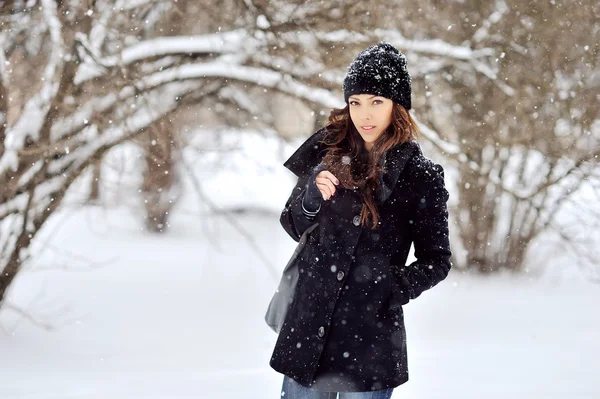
[{"x1": 360, "y1": 135, "x2": 377, "y2": 145}]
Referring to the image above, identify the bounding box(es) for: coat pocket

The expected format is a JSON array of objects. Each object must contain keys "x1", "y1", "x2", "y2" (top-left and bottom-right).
[
  {"x1": 387, "y1": 302, "x2": 405, "y2": 323},
  {"x1": 388, "y1": 269, "x2": 411, "y2": 311}
]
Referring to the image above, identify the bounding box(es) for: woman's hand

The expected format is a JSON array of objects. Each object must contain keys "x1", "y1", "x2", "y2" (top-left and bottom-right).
[
  {"x1": 303, "y1": 168, "x2": 340, "y2": 216},
  {"x1": 314, "y1": 170, "x2": 339, "y2": 200}
]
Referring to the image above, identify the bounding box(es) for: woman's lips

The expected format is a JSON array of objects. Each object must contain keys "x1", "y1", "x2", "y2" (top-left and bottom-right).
[{"x1": 361, "y1": 126, "x2": 376, "y2": 132}]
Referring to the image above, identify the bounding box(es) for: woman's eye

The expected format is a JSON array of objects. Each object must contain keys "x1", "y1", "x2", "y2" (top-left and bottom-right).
[
  {"x1": 373, "y1": 100, "x2": 382, "y2": 105},
  {"x1": 350, "y1": 101, "x2": 359, "y2": 106}
]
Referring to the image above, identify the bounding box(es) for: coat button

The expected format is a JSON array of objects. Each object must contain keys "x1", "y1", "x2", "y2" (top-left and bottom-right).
[
  {"x1": 337, "y1": 270, "x2": 344, "y2": 281},
  {"x1": 318, "y1": 326, "x2": 325, "y2": 338},
  {"x1": 352, "y1": 215, "x2": 361, "y2": 226}
]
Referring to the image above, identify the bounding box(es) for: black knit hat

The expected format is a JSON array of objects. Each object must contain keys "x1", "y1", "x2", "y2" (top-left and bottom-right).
[{"x1": 343, "y1": 41, "x2": 411, "y2": 110}]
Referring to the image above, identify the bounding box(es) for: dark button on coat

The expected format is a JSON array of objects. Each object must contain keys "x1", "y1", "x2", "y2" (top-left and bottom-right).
[{"x1": 269, "y1": 128, "x2": 452, "y2": 392}]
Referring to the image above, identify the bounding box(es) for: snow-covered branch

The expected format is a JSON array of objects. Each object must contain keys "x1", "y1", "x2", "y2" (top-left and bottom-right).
[
  {"x1": 375, "y1": 29, "x2": 495, "y2": 60},
  {"x1": 470, "y1": 59, "x2": 515, "y2": 96},
  {"x1": 0, "y1": 38, "x2": 7, "y2": 140},
  {"x1": 48, "y1": 81, "x2": 202, "y2": 176},
  {"x1": 295, "y1": 28, "x2": 495, "y2": 61},
  {"x1": 413, "y1": 116, "x2": 461, "y2": 156},
  {"x1": 278, "y1": 28, "x2": 509, "y2": 93},
  {"x1": 1, "y1": 81, "x2": 201, "y2": 226},
  {"x1": 0, "y1": 0, "x2": 65, "y2": 174},
  {"x1": 0, "y1": 43, "x2": 7, "y2": 87},
  {"x1": 0, "y1": 175, "x2": 65, "y2": 222},
  {"x1": 75, "y1": 29, "x2": 252, "y2": 84},
  {"x1": 472, "y1": 0, "x2": 509, "y2": 43},
  {"x1": 218, "y1": 86, "x2": 265, "y2": 121},
  {"x1": 137, "y1": 61, "x2": 342, "y2": 109},
  {"x1": 88, "y1": 1, "x2": 119, "y2": 51},
  {"x1": 40, "y1": 0, "x2": 63, "y2": 78},
  {"x1": 414, "y1": 114, "x2": 600, "y2": 206},
  {"x1": 74, "y1": 24, "x2": 503, "y2": 98}
]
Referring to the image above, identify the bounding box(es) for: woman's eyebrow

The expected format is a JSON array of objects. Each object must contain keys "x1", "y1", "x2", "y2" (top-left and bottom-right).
[{"x1": 349, "y1": 95, "x2": 378, "y2": 100}]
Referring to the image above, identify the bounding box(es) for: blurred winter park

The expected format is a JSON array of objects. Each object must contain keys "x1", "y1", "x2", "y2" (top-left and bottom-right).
[{"x1": 1, "y1": 0, "x2": 600, "y2": 398}]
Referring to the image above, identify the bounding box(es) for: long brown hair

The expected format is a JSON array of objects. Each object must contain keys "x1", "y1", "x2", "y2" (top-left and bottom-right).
[{"x1": 320, "y1": 103, "x2": 419, "y2": 229}]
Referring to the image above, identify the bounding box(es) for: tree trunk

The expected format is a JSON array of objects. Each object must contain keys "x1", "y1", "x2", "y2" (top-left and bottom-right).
[
  {"x1": 139, "y1": 118, "x2": 180, "y2": 233},
  {"x1": 88, "y1": 159, "x2": 102, "y2": 202}
]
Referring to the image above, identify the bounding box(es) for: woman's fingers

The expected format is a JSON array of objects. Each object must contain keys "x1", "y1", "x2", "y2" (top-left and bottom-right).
[
  {"x1": 316, "y1": 181, "x2": 333, "y2": 200},
  {"x1": 320, "y1": 171, "x2": 340, "y2": 186},
  {"x1": 316, "y1": 176, "x2": 335, "y2": 197},
  {"x1": 316, "y1": 171, "x2": 339, "y2": 200}
]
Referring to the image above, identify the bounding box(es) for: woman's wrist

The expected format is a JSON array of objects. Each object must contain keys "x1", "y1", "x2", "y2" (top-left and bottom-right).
[{"x1": 302, "y1": 193, "x2": 322, "y2": 216}]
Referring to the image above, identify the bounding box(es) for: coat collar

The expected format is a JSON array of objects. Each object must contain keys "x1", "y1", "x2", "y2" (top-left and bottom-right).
[
  {"x1": 376, "y1": 139, "x2": 420, "y2": 203},
  {"x1": 283, "y1": 128, "x2": 420, "y2": 204}
]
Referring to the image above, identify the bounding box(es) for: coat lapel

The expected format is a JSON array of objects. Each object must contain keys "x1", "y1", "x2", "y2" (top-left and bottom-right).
[
  {"x1": 283, "y1": 128, "x2": 329, "y2": 178},
  {"x1": 283, "y1": 128, "x2": 420, "y2": 204},
  {"x1": 377, "y1": 140, "x2": 419, "y2": 203}
]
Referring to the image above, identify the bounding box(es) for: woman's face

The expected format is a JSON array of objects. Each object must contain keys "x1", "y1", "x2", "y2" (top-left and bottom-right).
[{"x1": 348, "y1": 94, "x2": 394, "y2": 151}]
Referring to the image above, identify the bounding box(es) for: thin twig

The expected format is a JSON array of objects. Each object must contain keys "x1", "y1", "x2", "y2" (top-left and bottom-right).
[{"x1": 179, "y1": 149, "x2": 280, "y2": 281}]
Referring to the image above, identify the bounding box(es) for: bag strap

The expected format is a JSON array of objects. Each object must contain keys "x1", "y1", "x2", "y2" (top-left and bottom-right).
[{"x1": 298, "y1": 222, "x2": 319, "y2": 246}]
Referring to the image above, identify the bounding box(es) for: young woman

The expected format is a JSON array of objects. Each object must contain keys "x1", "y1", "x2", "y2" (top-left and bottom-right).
[{"x1": 270, "y1": 42, "x2": 452, "y2": 399}]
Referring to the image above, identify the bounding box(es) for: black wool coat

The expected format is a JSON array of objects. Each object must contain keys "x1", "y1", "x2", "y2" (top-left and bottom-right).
[{"x1": 269, "y1": 128, "x2": 452, "y2": 392}]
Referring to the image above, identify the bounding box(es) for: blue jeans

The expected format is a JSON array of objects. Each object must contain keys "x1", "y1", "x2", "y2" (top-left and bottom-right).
[{"x1": 281, "y1": 375, "x2": 394, "y2": 399}]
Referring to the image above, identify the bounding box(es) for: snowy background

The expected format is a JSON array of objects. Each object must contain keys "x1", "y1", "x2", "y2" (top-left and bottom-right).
[
  {"x1": 1, "y1": 1, "x2": 599, "y2": 398},
  {"x1": 1, "y1": 133, "x2": 599, "y2": 398}
]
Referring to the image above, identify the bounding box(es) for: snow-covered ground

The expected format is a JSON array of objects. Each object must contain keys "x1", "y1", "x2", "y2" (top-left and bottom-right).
[{"x1": 1, "y1": 132, "x2": 599, "y2": 398}]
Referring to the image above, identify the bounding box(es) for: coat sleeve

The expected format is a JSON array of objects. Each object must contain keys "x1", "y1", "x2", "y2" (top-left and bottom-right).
[
  {"x1": 280, "y1": 175, "x2": 319, "y2": 242},
  {"x1": 396, "y1": 161, "x2": 452, "y2": 302}
]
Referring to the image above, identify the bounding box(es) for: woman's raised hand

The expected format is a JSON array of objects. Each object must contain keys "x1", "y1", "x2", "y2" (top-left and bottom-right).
[
  {"x1": 304, "y1": 168, "x2": 340, "y2": 214},
  {"x1": 315, "y1": 171, "x2": 339, "y2": 201}
]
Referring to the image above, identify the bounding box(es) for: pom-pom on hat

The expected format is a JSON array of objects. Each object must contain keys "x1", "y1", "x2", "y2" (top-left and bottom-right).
[{"x1": 343, "y1": 41, "x2": 412, "y2": 110}]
